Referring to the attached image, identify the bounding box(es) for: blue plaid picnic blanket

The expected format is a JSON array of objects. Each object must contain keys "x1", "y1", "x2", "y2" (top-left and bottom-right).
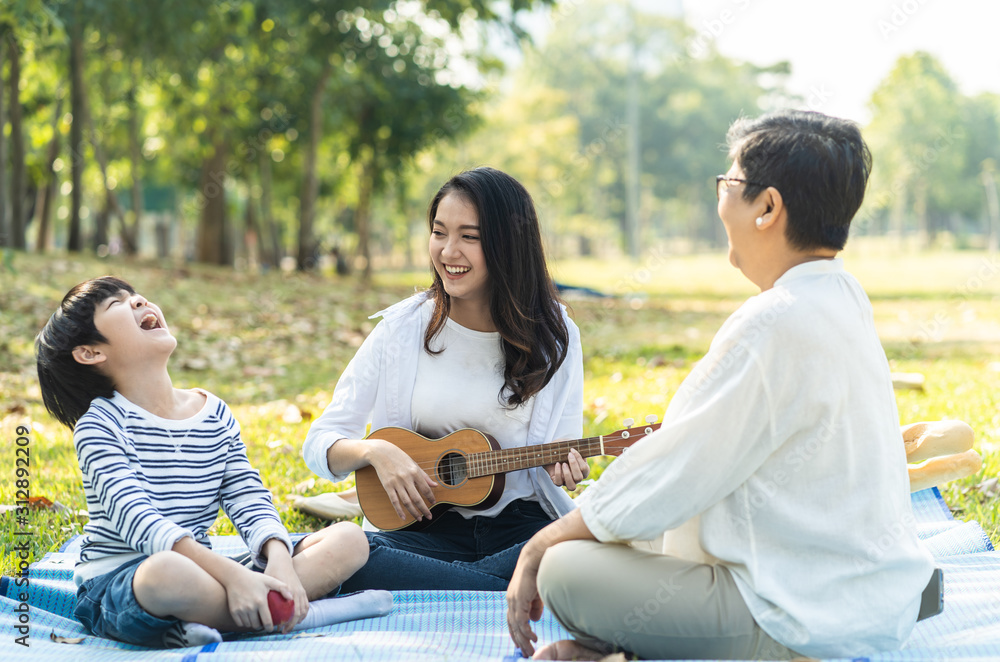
[{"x1": 2, "y1": 488, "x2": 998, "y2": 661}]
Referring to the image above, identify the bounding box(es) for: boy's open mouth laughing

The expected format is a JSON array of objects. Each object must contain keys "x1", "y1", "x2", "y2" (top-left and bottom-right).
[{"x1": 140, "y1": 312, "x2": 161, "y2": 330}]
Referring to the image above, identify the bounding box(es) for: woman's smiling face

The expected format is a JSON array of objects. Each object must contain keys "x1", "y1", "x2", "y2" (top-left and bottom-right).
[{"x1": 428, "y1": 192, "x2": 490, "y2": 309}]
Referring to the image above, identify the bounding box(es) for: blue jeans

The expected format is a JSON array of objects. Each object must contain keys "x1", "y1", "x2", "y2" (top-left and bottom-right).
[
  {"x1": 76, "y1": 556, "x2": 177, "y2": 647},
  {"x1": 340, "y1": 499, "x2": 554, "y2": 592},
  {"x1": 75, "y1": 536, "x2": 314, "y2": 646}
]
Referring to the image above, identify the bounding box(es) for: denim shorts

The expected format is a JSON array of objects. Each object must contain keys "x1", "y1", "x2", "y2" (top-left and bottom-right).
[
  {"x1": 75, "y1": 535, "x2": 312, "y2": 648},
  {"x1": 75, "y1": 556, "x2": 177, "y2": 648}
]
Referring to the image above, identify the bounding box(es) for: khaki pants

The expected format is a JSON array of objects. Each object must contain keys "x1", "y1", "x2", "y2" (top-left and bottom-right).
[{"x1": 537, "y1": 540, "x2": 801, "y2": 660}]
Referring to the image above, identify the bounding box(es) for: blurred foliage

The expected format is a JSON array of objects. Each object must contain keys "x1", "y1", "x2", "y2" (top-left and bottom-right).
[
  {"x1": 1, "y1": 3, "x2": 999, "y2": 263},
  {"x1": 862, "y1": 52, "x2": 1000, "y2": 246},
  {"x1": 396, "y1": 0, "x2": 790, "y2": 258},
  {"x1": 0, "y1": 0, "x2": 556, "y2": 264}
]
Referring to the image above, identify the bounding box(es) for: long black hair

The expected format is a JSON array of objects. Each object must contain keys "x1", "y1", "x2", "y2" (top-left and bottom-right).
[
  {"x1": 36, "y1": 276, "x2": 134, "y2": 428},
  {"x1": 424, "y1": 167, "x2": 569, "y2": 408}
]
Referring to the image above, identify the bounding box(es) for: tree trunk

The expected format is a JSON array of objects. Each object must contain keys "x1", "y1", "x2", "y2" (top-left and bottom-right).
[
  {"x1": 92, "y1": 203, "x2": 109, "y2": 250},
  {"x1": 126, "y1": 60, "x2": 143, "y2": 255},
  {"x1": 196, "y1": 139, "x2": 229, "y2": 265},
  {"x1": 624, "y1": 15, "x2": 641, "y2": 260},
  {"x1": 244, "y1": 193, "x2": 259, "y2": 271},
  {"x1": 36, "y1": 96, "x2": 65, "y2": 253},
  {"x1": 684, "y1": 190, "x2": 702, "y2": 248},
  {"x1": 890, "y1": 179, "x2": 907, "y2": 249},
  {"x1": 84, "y1": 88, "x2": 130, "y2": 248},
  {"x1": 297, "y1": 60, "x2": 333, "y2": 271},
  {"x1": 8, "y1": 35, "x2": 26, "y2": 249},
  {"x1": 914, "y1": 178, "x2": 929, "y2": 248},
  {"x1": 982, "y1": 167, "x2": 1000, "y2": 254},
  {"x1": 355, "y1": 149, "x2": 375, "y2": 283},
  {"x1": 0, "y1": 32, "x2": 7, "y2": 248},
  {"x1": 68, "y1": 22, "x2": 85, "y2": 252},
  {"x1": 259, "y1": 149, "x2": 279, "y2": 267},
  {"x1": 154, "y1": 213, "x2": 170, "y2": 259},
  {"x1": 398, "y1": 181, "x2": 415, "y2": 269}
]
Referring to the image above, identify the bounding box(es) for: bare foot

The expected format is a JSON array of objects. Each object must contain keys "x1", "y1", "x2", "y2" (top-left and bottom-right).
[
  {"x1": 532, "y1": 639, "x2": 606, "y2": 660},
  {"x1": 338, "y1": 487, "x2": 358, "y2": 503}
]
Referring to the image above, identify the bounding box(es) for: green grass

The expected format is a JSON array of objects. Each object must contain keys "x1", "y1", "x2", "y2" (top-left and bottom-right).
[{"x1": 2, "y1": 246, "x2": 998, "y2": 575}]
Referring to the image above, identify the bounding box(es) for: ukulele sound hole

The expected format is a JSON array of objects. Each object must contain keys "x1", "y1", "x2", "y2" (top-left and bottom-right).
[{"x1": 439, "y1": 452, "x2": 469, "y2": 486}]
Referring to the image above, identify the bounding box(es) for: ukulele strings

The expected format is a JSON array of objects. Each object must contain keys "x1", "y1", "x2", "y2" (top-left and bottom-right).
[{"x1": 384, "y1": 430, "x2": 657, "y2": 476}]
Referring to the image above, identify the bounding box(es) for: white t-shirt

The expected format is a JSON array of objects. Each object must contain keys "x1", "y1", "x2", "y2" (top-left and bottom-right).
[
  {"x1": 577, "y1": 259, "x2": 934, "y2": 659},
  {"x1": 411, "y1": 317, "x2": 537, "y2": 517},
  {"x1": 303, "y1": 294, "x2": 584, "y2": 527}
]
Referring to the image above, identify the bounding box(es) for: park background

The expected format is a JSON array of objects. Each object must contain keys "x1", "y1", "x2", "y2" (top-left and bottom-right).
[{"x1": 0, "y1": 0, "x2": 998, "y2": 575}]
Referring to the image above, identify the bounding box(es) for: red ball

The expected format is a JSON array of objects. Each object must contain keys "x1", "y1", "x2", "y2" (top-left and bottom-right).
[{"x1": 267, "y1": 590, "x2": 295, "y2": 625}]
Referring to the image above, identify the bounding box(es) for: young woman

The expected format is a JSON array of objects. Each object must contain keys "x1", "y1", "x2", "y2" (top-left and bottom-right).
[
  {"x1": 506, "y1": 110, "x2": 935, "y2": 660},
  {"x1": 36, "y1": 277, "x2": 380, "y2": 648},
  {"x1": 302, "y1": 167, "x2": 588, "y2": 591}
]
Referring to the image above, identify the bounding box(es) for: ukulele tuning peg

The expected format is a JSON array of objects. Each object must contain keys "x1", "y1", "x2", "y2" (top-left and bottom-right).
[
  {"x1": 623, "y1": 418, "x2": 634, "y2": 428},
  {"x1": 645, "y1": 414, "x2": 658, "y2": 424}
]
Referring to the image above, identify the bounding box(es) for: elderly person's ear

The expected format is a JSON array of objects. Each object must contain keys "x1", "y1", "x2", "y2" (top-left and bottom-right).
[{"x1": 754, "y1": 187, "x2": 784, "y2": 231}]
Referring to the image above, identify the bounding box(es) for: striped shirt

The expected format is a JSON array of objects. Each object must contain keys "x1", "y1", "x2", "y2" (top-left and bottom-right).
[{"x1": 73, "y1": 390, "x2": 291, "y2": 586}]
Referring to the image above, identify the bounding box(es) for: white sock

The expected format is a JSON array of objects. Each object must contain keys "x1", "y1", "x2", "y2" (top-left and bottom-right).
[
  {"x1": 291, "y1": 590, "x2": 394, "y2": 631},
  {"x1": 161, "y1": 620, "x2": 223, "y2": 648}
]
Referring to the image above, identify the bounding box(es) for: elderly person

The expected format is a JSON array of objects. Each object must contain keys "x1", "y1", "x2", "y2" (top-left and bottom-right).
[{"x1": 506, "y1": 110, "x2": 935, "y2": 661}]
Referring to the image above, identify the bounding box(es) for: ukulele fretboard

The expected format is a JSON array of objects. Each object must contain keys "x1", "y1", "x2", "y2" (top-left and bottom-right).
[{"x1": 465, "y1": 431, "x2": 650, "y2": 478}]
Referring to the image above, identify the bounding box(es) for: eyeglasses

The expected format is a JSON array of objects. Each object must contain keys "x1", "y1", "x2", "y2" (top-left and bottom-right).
[{"x1": 715, "y1": 175, "x2": 769, "y2": 199}]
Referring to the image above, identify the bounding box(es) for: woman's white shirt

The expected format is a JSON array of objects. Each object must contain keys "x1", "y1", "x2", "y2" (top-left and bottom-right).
[
  {"x1": 411, "y1": 317, "x2": 537, "y2": 517},
  {"x1": 302, "y1": 293, "x2": 584, "y2": 526}
]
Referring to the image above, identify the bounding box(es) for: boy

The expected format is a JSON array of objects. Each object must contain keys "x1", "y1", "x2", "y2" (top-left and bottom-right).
[{"x1": 36, "y1": 276, "x2": 381, "y2": 648}]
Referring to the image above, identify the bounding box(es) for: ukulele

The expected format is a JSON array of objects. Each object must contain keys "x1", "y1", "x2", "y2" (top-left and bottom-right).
[{"x1": 355, "y1": 416, "x2": 661, "y2": 531}]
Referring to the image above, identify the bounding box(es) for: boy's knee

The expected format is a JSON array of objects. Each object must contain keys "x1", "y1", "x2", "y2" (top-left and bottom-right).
[
  {"x1": 133, "y1": 552, "x2": 191, "y2": 604},
  {"x1": 137, "y1": 551, "x2": 182, "y2": 581},
  {"x1": 338, "y1": 522, "x2": 371, "y2": 567},
  {"x1": 132, "y1": 551, "x2": 201, "y2": 596},
  {"x1": 316, "y1": 522, "x2": 370, "y2": 569}
]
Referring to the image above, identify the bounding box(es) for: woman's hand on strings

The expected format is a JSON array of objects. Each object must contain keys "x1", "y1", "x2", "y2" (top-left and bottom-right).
[
  {"x1": 545, "y1": 447, "x2": 589, "y2": 491},
  {"x1": 367, "y1": 439, "x2": 438, "y2": 522}
]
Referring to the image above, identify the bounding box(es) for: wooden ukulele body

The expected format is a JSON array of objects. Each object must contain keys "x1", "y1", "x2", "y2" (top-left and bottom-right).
[
  {"x1": 355, "y1": 427, "x2": 506, "y2": 531},
  {"x1": 354, "y1": 420, "x2": 659, "y2": 531}
]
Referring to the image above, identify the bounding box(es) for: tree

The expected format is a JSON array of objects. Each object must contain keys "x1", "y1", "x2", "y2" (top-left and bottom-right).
[
  {"x1": 7, "y1": 33, "x2": 26, "y2": 249},
  {"x1": 0, "y1": 1, "x2": 61, "y2": 252},
  {"x1": 297, "y1": 55, "x2": 332, "y2": 271},
  {"x1": 35, "y1": 94, "x2": 64, "y2": 252},
  {"x1": 452, "y1": 0, "x2": 777, "y2": 254},
  {"x1": 273, "y1": 0, "x2": 554, "y2": 276},
  {"x1": 334, "y1": 8, "x2": 477, "y2": 280},
  {"x1": 0, "y1": 28, "x2": 7, "y2": 247},
  {"x1": 12, "y1": 0, "x2": 563, "y2": 267},
  {"x1": 66, "y1": 6, "x2": 86, "y2": 251},
  {"x1": 961, "y1": 93, "x2": 1000, "y2": 246},
  {"x1": 865, "y1": 52, "x2": 968, "y2": 246},
  {"x1": 402, "y1": 80, "x2": 586, "y2": 258},
  {"x1": 88, "y1": 0, "x2": 212, "y2": 255},
  {"x1": 178, "y1": 7, "x2": 260, "y2": 265}
]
